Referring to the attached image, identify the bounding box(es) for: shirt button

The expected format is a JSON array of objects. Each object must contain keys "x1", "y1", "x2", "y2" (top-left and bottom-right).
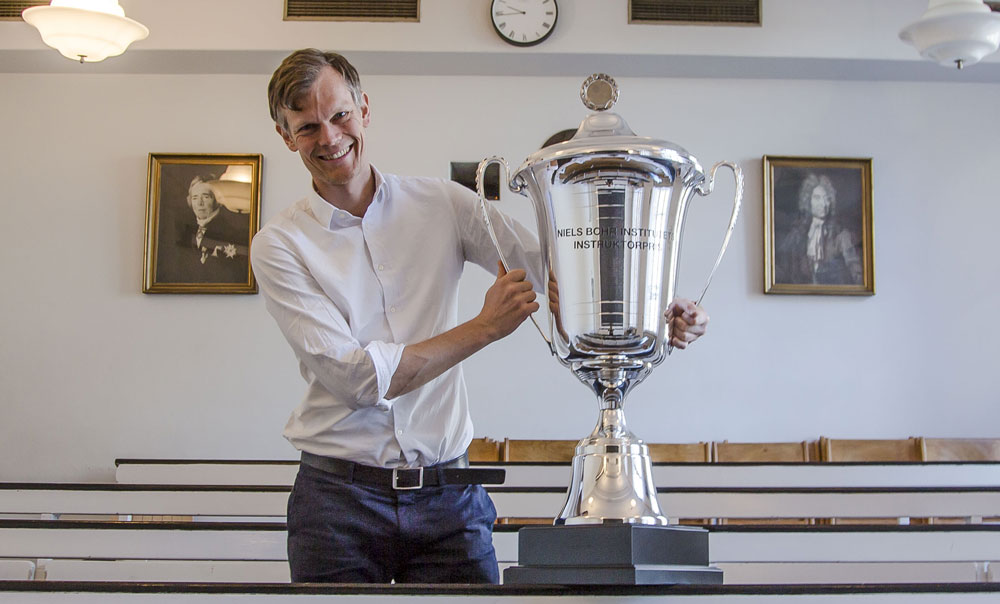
[
  {"x1": 390, "y1": 306, "x2": 397, "y2": 313},
  {"x1": 396, "y1": 429, "x2": 403, "y2": 436},
  {"x1": 378, "y1": 264, "x2": 385, "y2": 271}
]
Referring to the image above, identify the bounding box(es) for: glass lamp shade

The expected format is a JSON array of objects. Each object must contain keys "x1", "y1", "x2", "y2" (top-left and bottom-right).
[
  {"x1": 22, "y1": 1, "x2": 149, "y2": 63},
  {"x1": 900, "y1": 0, "x2": 1000, "y2": 68}
]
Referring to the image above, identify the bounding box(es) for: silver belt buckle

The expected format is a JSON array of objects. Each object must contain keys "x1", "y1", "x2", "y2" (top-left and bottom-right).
[{"x1": 392, "y1": 467, "x2": 423, "y2": 490}]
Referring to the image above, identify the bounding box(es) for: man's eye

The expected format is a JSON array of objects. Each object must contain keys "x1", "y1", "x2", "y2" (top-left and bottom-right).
[{"x1": 333, "y1": 111, "x2": 348, "y2": 120}]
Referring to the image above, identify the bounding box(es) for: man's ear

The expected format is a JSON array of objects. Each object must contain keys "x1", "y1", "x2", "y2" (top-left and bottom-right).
[
  {"x1": 276, "y1": 122, "x2": 298, "y2": 152},
  {"x1": 360, "y1": 92, "x2": 371, "y2": 128}
]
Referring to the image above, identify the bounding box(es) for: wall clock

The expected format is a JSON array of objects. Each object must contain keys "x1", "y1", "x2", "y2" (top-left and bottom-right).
[{"x1": 490, "y1": 0, "x2": 558, "y2": 47}]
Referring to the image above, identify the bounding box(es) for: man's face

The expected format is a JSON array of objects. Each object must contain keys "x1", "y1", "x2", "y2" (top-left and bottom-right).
[
  {"x1": 809, "y1": 185, "x2": 831, "y2": 219},
  {"x1": 188, "y1": 181, "x2": 218, "y2": 220},
  {"x1": 277, "y1": 67, "x2": 371, "y2": 198}
]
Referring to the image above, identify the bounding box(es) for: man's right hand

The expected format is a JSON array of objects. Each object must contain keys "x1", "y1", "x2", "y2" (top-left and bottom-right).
[{"x1": 475, "y1": 261, "x2": 539, "y2": 342}]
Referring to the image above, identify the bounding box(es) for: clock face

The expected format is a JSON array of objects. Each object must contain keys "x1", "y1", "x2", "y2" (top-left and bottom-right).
[{"x1": 491, "y1": 0, "x2": 558, "y2": 47}]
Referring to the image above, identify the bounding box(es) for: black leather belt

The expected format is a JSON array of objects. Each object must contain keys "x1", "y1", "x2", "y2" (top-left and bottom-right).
[{"x1": 300, "y1": 451, "x2": 505, "y2": 490}]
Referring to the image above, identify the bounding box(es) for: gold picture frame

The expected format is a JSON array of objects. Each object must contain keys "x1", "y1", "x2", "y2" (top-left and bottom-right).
[
  {"x1": 764, "y1": 156, "x2": 874, "y2": 295},
  {"x1": 143, "y1": 153, "x2": 261, "y2": 294}
]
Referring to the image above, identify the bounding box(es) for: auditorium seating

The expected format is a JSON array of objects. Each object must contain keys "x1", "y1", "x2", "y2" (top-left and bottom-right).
[
  {"x1": 713, "y1": 440, "x2": 817, "y2": 463},
  {"x1": 921, "y1": 438, "x2": 1000, "y2": 462},
  {"x1": 820, "y1": 437, "x2": 925, "y2": 524},
  {"x1": 467, "y1": 437, "x2": 503, "y2": 462},
  {"x1": 2, "y1": 435, "x2": 1000, "y2": 598},
  {"x1": 648, "y1": 441, "x2": 712, "y2": 462},
  {"x1": 502, "y1": 438, "x2": 577, "y2": 462},
  {"x1": 819, "y1": 437, "x2": 923, "y2": 462}
]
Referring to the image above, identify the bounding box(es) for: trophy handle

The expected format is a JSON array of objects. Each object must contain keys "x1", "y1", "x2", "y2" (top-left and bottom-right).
[
  {"x1": 475, "y1": 156, "x2": 554, "y2": 351},
  {"x1": 666, "y1": 161, "x2": 742, "y2": 356},
  {"x1": 692, "y1": 161, "x2": 743, "y2": 306}
]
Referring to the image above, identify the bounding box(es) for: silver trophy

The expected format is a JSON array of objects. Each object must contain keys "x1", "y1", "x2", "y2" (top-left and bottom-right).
[{"x1": 477, "y1": 74, "x2": 742, "y2": 527}]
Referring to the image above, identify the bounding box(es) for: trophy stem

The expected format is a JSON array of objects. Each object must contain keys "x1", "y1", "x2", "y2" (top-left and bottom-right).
[{"x1": 595, "y1": 387, "x2": 627, "y2": 439}]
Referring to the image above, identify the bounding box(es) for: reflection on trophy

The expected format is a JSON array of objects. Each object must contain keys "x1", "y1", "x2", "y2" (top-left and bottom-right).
[{"x1": 477, "y1": 74, "x2": 742, "y2": 584}]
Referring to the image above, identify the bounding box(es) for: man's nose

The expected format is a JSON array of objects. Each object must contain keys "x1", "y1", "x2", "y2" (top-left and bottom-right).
[{"x1": 317, "y1": 122, "x2": 342, "y2": 147}]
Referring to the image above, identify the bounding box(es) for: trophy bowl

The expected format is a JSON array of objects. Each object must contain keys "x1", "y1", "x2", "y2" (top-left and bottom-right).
[{"x1": 477, "y1": 74, "x2": 742, "y2": 526}]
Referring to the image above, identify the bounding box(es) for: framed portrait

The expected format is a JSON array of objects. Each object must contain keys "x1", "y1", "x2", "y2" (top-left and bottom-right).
[
  {"x1": 764, "y1": 156, "x2": 875, "y2": 296},
  {"x1": 143, "y1": 153, "x2": 261, "y2": 294}
]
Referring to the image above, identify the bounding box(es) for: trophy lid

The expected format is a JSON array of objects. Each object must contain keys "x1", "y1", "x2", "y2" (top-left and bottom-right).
[{"x1": 516, "y1": 74, "x2": 703, "y2": 182}]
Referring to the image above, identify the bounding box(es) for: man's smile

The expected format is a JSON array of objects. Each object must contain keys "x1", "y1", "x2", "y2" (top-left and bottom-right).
[{"x1": 318, "y1": 144, "x2": 352, "y2": 161}]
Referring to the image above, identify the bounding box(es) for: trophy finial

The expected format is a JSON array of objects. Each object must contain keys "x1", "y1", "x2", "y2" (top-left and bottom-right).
[{"x1": 581, "y1": 73, "x2": 619, "y2": 112}]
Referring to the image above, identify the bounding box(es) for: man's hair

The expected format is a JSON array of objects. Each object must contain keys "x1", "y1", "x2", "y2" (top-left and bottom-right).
[
  {"x1": 798, "y1": 173, "x2": 837, "y2": 215},
  {"x1": 268, "y1": 49, "x2": 362, "y2": 134},
  {"x1": 187, "y1": 175, "x2": 222, "y2": 209}
]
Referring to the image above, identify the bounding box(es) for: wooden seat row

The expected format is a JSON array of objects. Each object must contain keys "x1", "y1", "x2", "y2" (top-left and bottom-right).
[
  {"x1": 12, "y1": 460, "x2": 1000, "y2": 530},
  {"x1": 6, "y1": 453, "x2": 1000, "y2": 592},
  {"x1": 3, "y1": 519, "x2": 1000, "y2": 584},
  {"x1": 467, "y1": 437, "x2": 1000, "y2": 463}
]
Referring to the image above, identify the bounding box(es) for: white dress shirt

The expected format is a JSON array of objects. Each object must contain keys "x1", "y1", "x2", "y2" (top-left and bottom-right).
[{"x1": 250, "y1": 167, "x2": 541, "y2": 468}]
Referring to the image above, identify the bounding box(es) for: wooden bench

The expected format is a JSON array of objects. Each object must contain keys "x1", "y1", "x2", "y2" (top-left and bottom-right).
[
  {"x1": 6, "y1": 458, "x2": 1000, "y2": 591},
  {"x1": 1, "y1": 582, "x2": 999, "y2": 602},
  {"x1": 6, "y1": 481, "x2": 1000, "y2": 525},
  {"x1": 114, "y1": 459, "x2": 1000, "y2": 488},
  {"x1": 2, "y1": 519, "x2": 1000, "y2": 585}
]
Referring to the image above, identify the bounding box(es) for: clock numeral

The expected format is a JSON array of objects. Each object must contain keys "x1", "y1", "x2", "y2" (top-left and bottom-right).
[
  {"x1": 522, "y1": 33, "x2": 527, "y2": 41},
  {"x1": 546, "y1": 11, "x2": 554, "y2": 15},
  {"x1": 542, "y1": 22, "x2": 550, "y2": 28},
  {"x1": 498, "y1": 22, "x2": 507, "y2": 30}
]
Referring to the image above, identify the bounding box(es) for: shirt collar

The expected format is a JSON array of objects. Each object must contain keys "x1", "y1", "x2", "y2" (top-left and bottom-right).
[{"x1": 305, "y1": 166, "x2": 389, "y2": 229}]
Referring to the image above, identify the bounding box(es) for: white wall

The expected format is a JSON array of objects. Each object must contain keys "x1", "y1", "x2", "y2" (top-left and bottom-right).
[{"x1": 1, "y1": 1, "x2": 998, "y2": 482}]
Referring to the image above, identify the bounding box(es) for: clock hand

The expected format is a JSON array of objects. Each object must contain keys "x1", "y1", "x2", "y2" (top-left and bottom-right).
[
  {"x1": 494, "y1": 10, "x2": 526, "y2": 15},
  {"x1": 495, "y1": 0, "x2": 526, "y2": 14}
]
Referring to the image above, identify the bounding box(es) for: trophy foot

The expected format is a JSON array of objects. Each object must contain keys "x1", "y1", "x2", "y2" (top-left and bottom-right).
[{"x1": 556, "y1": 398, "x2": 668, "y2": 525}]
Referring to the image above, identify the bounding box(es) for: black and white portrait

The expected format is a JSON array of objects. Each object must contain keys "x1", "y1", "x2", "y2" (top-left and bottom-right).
[
  {"x1": 143, "y1": 154, "x2": 261, "y2": 294},
  {"x1": 765, "y1": 157, "x2": 874, "y2": 295}
]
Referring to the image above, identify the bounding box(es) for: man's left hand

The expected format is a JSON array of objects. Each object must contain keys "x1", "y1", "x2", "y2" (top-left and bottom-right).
[{"x1": 665, "y1": 298, "x2": 709, "y2": 350}]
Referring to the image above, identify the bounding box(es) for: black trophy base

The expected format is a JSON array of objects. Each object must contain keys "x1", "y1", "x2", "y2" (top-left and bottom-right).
[{"x1": 502, "y1": 524, "x2": 723, "y2": 586}]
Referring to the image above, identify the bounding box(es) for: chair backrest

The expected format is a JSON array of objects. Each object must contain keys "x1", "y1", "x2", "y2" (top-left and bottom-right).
[
  {"x1": 921, "y1": 438, "x2": 1000, "y2": 462},
  {"x1": 467, "y1": 437, "x2": 502, "y2": 462},
  {"x1": 713, "y1": 441, "x2": 817, "y2": 463},
  {"x1": 647, "y1": 442, "x2": 712, "y2": 463},
  {"x1": 502, "y1": 439, "x2": 577, "y2": 462},
  {"x1": 819, "y1": 437, "x2": 922, "y2": 462}
]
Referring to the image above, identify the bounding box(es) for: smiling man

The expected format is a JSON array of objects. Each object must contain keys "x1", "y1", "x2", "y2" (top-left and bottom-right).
[{"x1": 250, "y1": 49, "x2": 709, "y2": 584}]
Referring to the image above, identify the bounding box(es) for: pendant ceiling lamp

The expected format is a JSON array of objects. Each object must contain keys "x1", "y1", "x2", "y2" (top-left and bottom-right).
[
  {"x1": 900, "y1": 0, "x2": 1000, "y2": 69},
  {"x1": 22, "y1": 0, "x2": 149, "y2": 63}
]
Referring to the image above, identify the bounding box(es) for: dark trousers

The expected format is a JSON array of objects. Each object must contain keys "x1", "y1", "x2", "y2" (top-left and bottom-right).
[{"x1": 286, "y1": 461, "x2": 499, "y2": 583}]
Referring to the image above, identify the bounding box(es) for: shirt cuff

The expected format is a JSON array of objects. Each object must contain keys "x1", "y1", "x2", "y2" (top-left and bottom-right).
[{"x1": 364, "y1": 340, "x2": 406, "y2": 410}]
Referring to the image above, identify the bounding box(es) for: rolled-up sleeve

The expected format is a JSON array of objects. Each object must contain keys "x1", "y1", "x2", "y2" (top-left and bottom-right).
[{"x1": 251, "y1": 231, "x2": 404, "y2": 410}]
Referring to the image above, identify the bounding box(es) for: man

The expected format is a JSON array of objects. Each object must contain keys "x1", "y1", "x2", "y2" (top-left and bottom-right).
[
  {"x1": 776, "y1": 173, "x2": 862, "y2": 285},
  {"x1": 250, "y1": 49, "x2": 709, "y2": 584}
]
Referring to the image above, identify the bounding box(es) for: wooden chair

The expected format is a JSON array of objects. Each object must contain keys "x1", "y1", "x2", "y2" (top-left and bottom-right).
[
  {"x1": 467, "y1": 437, "x2": 502, "y2": 462},
  {"x1": 819, "y1": 437, "x2": 923, "y2": 524},
  {"x1": 711, "y1": 441, "x2": 817, "y2": 525},
  {"x1": 713, "y1": 441, "x2": 817, "y2": 463},
  {"x1": 496, "y1": 439, "x2": 576, "y2": 524},
  {"x1": 920, "y1": 437, "x2": 1000, "y2": 462},
  {"x1": 920, "y1": 437, "x2": 1000, "y2": 524},
  {"x1": 501, "y1": 439, "x2": 578, "y2": 462},
  {"x1": 647, "y1": 442, "x2": 712, "y2": 463},
  {"x1": 645, "y1": 442, "x2": 711, "y2": 525},
  {"x1": 819, "y1": 437, "x2": 922, "y2": 462}
]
